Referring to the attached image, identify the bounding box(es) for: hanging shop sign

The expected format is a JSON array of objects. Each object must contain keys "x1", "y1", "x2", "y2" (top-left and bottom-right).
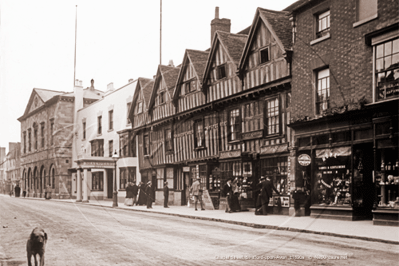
[{"x1": 298, "y1": 154, "x2": 311, "y2": 166}]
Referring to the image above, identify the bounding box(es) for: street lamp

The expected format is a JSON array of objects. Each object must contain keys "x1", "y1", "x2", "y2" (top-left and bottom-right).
[{"x1": 112, "y1": 150, "x2": 119, "y2": 207}]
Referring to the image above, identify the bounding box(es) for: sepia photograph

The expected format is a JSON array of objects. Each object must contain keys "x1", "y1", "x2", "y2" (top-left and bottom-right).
[{"x1": 0, "y1": 0, "x2": 398, "y2": 265}]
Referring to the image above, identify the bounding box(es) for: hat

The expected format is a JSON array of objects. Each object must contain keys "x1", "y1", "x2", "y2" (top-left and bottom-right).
[{"x1": 260, "y1": 176, "x2": 266, "y2": 180}]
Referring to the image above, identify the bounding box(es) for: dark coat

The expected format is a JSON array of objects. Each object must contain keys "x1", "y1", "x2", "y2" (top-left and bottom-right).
[
  {"x1": 222, "y1": 183, "x2": 233, "y2": 197},
  {"x1": 126, "y1": 186, "x2": 134, "y2": 198},
  {"x1": 163, "y1": 186, "x2": 169, "y2": 197},
  {"x1": 132, "y1": 184, "x2": 138, "y2": 196},
  {"x1": 137, "y1": 184, "x2": 147, "y2": 205},
  {"x1": 146, "y1": 185, "x2": 153, "y2": 201},
  {"x1": 260, "y1": 179, "x2": 280, "y2": 202}
]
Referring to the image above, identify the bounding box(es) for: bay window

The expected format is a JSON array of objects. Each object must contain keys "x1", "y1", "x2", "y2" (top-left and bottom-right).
[{"x1": 265, "y1": 98, "x2": 280, "y2": 135}]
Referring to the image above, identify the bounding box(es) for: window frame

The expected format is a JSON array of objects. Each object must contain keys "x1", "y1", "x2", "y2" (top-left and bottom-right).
[
  {"x1": 108, "y1": 110, "x2": 113, "y2": 131},
  {"x1": 228, "y1": 108, "x2": 241, "y2": 142},
  {"x1": 315, "y1": 68, "x2": 331, "y2": 115},
  {"x1": 90, "y1": 139, "x2": 104, "y2": 157},
  {"x1": 34, "y1": 127, "x2": 38, "y2": 150},
  {"x1": 136, "y1": 101, "x2": 142, "y2": 114},
  {"x1": 259, "y1": 47, "x2": 270, "y2": 65},
  {"x1": 82, "y1": 122, "x2": 86, "y2": 140},
  {"x1": 144, "y1": 134, "x2": 150, "y2": 155},
  {"x1": 91, "y1": 171, "x2": 104, "y2": 191},
  {"x1": 355, "y1": 0, "x2": 378, "y2": 26},
  {"x1": 97, "y1": 116, "x2": 102, "y2": 135},
  {"x1": 109, "y1": 140, "x2": 113, "y2": 157},
  {"x1": 194, "y1": 119, "x2": 205, "y2": 148},
  {"x1": 165, "y1": 128, "x2": 173, "y2": 152},
  {"x1": 41, "y1": 123, "x2": 45, "y2": 148},
  {"x1": 216, "y1": 64, "x2": 227, "y2": 80},
  {"x1": 120, "y1": 167, "x2": 136, "y2": 190},
  {"x1": 265, "y1": 97, "x2": 281, "y2": 136},
  {"x1": 158, "y1": 91, "x2": 166, "y2": 105},
  {"x1": 23, "y1": 132, "x2": 26, "y2": 153},
  {"x1": 316, "y1": 10, "x2": 330, "y2": 39}
]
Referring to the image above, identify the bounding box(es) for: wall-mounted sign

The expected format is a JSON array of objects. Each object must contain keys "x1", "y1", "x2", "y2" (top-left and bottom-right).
[
  {"x1": 183, "y1": 166, "x2": 190, "y2": 172},
  {"x1": 298, "y1": 154, "x2": 311, "y2": 166},
  {"x1": 219, "y1": 150, "x2": 241, "y2": 159},
  {"x1": 241, "y1": 130, "x2": 263, "y2": 140}
]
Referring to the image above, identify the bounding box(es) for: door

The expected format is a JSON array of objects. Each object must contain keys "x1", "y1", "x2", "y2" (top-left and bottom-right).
[
  {"x1": 107, "y1": 169, "x2": 113, "y2": 199},
  {"x1": 181, "y1": 172, "x2": 190, "y2": 205}
]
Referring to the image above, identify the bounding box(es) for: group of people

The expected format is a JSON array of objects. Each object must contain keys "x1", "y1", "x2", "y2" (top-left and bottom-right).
[
  {"x1": 255, "y1": 176, "x2": 280, "y2": 215},
  {"x1": 9, "y1": 184, "x2": 53, "y2": 199},
  {"x1": 124, "y1": 181, "x2": 155, "y2": 209},
  {"x1": 223, "y1": 177, "x2": 242, "y2": 213}
]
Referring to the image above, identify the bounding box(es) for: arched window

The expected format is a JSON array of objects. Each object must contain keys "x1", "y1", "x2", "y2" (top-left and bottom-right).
[
  {"x1": 52, "y1": 168, "x2": 55, "y2": 189},
  {"x1": 40, "y1": 166, "x2": 45, "y2": 192}
]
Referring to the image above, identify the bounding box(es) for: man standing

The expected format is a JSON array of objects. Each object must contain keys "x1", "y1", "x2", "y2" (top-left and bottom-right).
[
  {"x1": 132, "y1": 182, "x2": 138, "y2": 206},
  {"x1": 163, "y1": 182, "x2": 169, "y2": 208},
  {"x1": 190, "y1": 177, "x2": 205, "y2": 211},
  {"x1": 223, "y1": 178, "x2": 233, "y2": 213},
  {"x1": 146, "y1": 181, "x2": 153, "y2": 209},
  {"x1": 258, "y1": 176, "x2": 280, "y2": 215}
]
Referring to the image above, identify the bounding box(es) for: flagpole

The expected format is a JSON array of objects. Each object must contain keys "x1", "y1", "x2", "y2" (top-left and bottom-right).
[
  {"x1": 160, "y1": 0, "x2": 162, "y2": 65},
  {"x1": 73, "y1": 5, "x2": 78, "y2": 87}
]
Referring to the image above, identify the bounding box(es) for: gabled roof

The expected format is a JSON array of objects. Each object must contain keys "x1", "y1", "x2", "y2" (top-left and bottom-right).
[
  {"x1": 283, "y1": 0, "x2": 312, "y2": 12},
  {"x1": 238, "y1": 7, "x2": 292, "y2": 70},
  {"x1": 129, "y1": 77, "x2": 153, "y2": 121},
  {"x1": 173, "y1": 49, "x2": 209, "y2": 100},
  {"x1": 148, "y1": 64, "x2": 180, "y2": 110},
  {"x1": 202, "y1": 31, "x2": 248, "y2": 88}
]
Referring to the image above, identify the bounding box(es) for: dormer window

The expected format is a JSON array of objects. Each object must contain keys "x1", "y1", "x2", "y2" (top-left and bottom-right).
[
  {"x1": 316, "y1": 10, "x2": 330, "y2": 38},
  {"x1": 159, "y1": 91, "x2": 165, "y2": 104},
  {"x1": 137, "y1": 102, "x2": 143, "y2": 114},
  {"x1": 217, "y1": 64, "x2": 227, "y2": 80},
  {"x1": 186, "y1": 82, "x2": 191, "y2": 93},
  {"x1": 260, "y1": 47, "x2": 270, "y2": 64}
]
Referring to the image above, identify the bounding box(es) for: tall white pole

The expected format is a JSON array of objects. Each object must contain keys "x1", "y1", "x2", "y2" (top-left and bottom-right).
[
  {"x1": 73, "y1": 5, "x2": 78, "y2": 87},
  {"x1": 160, "y1": 0, "x2": 162, "y2": 65}
]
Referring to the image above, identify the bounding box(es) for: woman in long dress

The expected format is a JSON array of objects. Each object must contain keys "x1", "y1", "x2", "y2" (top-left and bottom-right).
[
  {"x1": 231, "y1": 178, "x2": 241, "y2": 212},
  {"x1": 137, "y1": 182, "x2": 147, "y2": 206}
]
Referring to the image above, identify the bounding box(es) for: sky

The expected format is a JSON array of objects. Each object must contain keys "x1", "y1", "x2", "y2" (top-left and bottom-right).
[{"x1": 0, "y1": 0, "x2": 297, "y2": 152}]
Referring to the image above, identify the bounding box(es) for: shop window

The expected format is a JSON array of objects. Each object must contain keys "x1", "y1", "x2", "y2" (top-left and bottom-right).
[
  {"x1": 165, "y1": 128, "x2": 173, "y2": 151},
  {"x1": 354, "y1": 128, "x2": 373, "y2": 140},
  {"x1": 199, "y1": 165, "x2": 207, "y2": 190},
  {"x1": 260, "y1": 157, "x2": 288, "y2": 195},
  {"x1": 298, "y1": 137, "x2": 311, "y2": 147},
  {"x1": 229, "y1": 109, "x2": 241, "y2": 141},
  {"x1": 166, "y1": 167, "x2": 174, "y2": 189},
  {"x1": 120, "y1": 167, "x2": 136, "y2": 189},
  {"x1": 375, "y1": 122, "x2": 391, "y2": 136},
  {"x1": 259, "y1": 47, "x2": 270, "y2": 64},
  {"x1": 332, "y1": 131, "x2": 351, "y2": 143},
  {"x1": 157, "y1": 168, "x2": 164, "y2": 189},
  {"x1": 108, "y1": 110, "x2": 113, "y2": 130},
  {"x1": 314, "y1": 147, "x2": 351, "y2": 206},
  {"x1": 144, "y1": 134, "x2": 150, "y2": 155},
  {"x1": 265, "y1": 98, "x2": 279, "y2": 135},
  {"x1": 375, "y1": 38, "x2": 399, "y2": 101},
  {"x1": 313, "y1": 134, "x2": 329, "y2": 145},
  {"x1": 316, "y1": 10, "x2": 330, "y2": 38},
  {"x1": 90, "y1": 139, "x2": 104, "y2": 157},
  {"x1": 97, "y1": 116, "x2": 102, "y2": 135},
  {"x1": 315, "y1": 68, "x2": 330, "y2": 115},
  {"x1": 92, "y1": 172, "x2": 104, "y2": 191},
  {"x1": 356, "y1": 0, "x2": 377, "y2": 22},
  {"x1": 194, "y1": 119, "x2": 205, "y2": 148}
]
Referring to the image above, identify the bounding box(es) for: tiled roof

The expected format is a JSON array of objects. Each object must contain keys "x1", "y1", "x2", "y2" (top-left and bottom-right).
[
  {"x1": 34, "y1": 88, "x2": 64, "y2": 102},
  {"x1": 217, "y1": 31, "x2": 248, "y2": 65},
  {"x1": 258, "y1": 8, "x2": 292, "y2": 50},
  {"x1": 142, "y1": 79, "x2": 154, "y2": 109},
  {"x1": 237, "y1": 26, "x2": 251, "y2": 35},
  {"x1": 186, "y1": 49, "x2": 210, "y2": 82},
  {"x1": 283, "y1": 0, "x2": 312, "y2": 12},
  {"x1": 159, "y1": 65, "x2": 181, "y2": 90}
]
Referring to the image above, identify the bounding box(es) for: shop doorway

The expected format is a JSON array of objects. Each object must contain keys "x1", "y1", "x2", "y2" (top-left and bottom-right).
[
  {"x1": 353, "y1": 143, "x2": 374, "y2": 220},
  {"x1": 181, "y1": 172, "x2": 190, "y2": 206},
  {"x1": 106, "y1": 169, "x2": 113, "y2": 199}
]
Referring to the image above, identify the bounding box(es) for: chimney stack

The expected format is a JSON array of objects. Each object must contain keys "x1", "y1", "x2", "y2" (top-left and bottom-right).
[
  {"x1": 89, "y1": 79, "x2": 95, "y2": 91},
  {"x1": 168, "y1": 60, "x2": 174, "y2": 67},
  {"x1": 211, "y1": 7, "x2": 231, "y2": 45},
  {"x1": 128, "y1": 78, "x2": 134, "y2": 83},
  {"x1": 107, "y1": 82, "x2": 114, "y2": 92}
]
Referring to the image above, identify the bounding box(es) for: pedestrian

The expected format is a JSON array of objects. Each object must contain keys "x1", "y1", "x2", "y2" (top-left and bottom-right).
[
  {"x1": 163, "y1": 182, "x2": 169, "y2": 208},
  {"x1": 137, "y1": 182, "x2": 147, "y2": 206},
  {"x1": 146, "y1": 181, "x2": 153, "y2": 209},
  {"x1": 231, "y1": 178, "x2": 241, "y2": 212},
  {"x1": 189, "y1": 177, "x2": 205, "y2": 211},
  {"x1": 223, "y1": 178, "x2": 233, "y2": 213},
  {"x1": 132, "y1": 182, "x2": 138, "y2": 206},
  {"x1": 23, "y1": 189, "x2": 27, "y2": 198},
  {"x1": 124, "y1": 183, "x2": 134, "y2": 206},
  {"x1": 257, "y1": 176, "x2": 280, "y2": 215},
  {"x1": 45, "y1": 185, "x2": 52, "y2": 200},
  {"x1": 15, "y1": 184, "x2": 21, "y2": 198}
]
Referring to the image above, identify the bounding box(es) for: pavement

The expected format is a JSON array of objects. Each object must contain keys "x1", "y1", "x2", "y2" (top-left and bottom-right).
[{"x1": 10, "y1": 195, "x2": 399, "y2": 245}]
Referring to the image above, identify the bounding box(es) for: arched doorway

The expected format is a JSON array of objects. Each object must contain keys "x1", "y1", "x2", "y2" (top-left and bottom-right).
[
  {"x1": 34, "y1": 167, "x2": 38, "y2": 195},
  {"x1": 40, "y1": 166, "x2": 45, "y2": 195}
]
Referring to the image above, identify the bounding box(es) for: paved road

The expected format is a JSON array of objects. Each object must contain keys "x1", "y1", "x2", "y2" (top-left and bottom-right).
[{"x1": 1, "y1": 196, "x2": 398, "y2": 265}]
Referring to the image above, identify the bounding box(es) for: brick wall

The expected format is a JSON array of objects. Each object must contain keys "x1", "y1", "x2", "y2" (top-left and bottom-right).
[{"x1": 291, "y1": 0, "x2": 399, "y2": 120}]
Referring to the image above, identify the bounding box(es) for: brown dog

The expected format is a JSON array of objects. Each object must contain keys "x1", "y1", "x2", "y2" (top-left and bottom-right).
[{"x1": 26, "y1": 227, "x2": 47, "y2": 266}]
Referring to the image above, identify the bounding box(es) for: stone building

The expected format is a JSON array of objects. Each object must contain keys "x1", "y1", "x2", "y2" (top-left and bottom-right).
[
  {"x1": 18, "y1": 82, "x2": 103, "y2": 198},
  {"x1": 5, "y1": 142, "x2": 21, "y2": 194},
  {"x1": 285, "y1": 0, "x2": 398, "y2": 224}
]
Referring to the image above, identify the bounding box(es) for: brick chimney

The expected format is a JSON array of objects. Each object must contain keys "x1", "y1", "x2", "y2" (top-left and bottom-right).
[
  {"x1": 211, "y1": 7, "x2": 231, "y2": 45},
  {"x1": 168, "y1": 60, "x2": 174, "y2": 67},
  {"x1": 107, "y1": 82, "x2": 114, "y2": 92}
]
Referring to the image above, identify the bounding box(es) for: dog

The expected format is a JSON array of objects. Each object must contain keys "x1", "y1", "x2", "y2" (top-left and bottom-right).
[{"x1": 26, "y1": 227, "x2": 47, "y2": 266}]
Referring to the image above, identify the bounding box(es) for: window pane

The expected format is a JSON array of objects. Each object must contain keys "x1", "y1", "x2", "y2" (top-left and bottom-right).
[
  {"x1": 392, "y1": 54, "x2": 399, "y2": 65},
  {"x1": 385, "y1": 41, "x2": 392, "y2": 56},
  {"x1": 376, "y1": 44, "x2": 384, "y2": 58},
  {"x1": 376, "y1": 58, "x2": 384, "y2": 71},
  {"x1": 393, "y1": 39, "x2": 399, "y2": 54}
]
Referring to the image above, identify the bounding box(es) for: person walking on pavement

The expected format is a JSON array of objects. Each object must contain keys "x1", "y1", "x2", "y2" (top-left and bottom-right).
[
  {"x1": 45, "y1": 185, "x2": 52, "y2": 200},
  {"x1": 124, "y1": 183, "x2": 134, "y2": 206},
  {"x1": 146, "y1": 181, "x2": 153, "y2": 209},
  {"x1": 137, "y1": 182, "x2": 147, "y2": 206},
  {"x1": 15, "y1": 184, "x2": 21, "y2": 198},
  {"x1": 163, "y1": 182, "x2": 169, "y2": 208},
  {"x1": 223, "y1": 178, "x2": 233, "y2": 213},
  {"x1": 132, "y1": 182, "x2": 138, "y2": 206},
  {"x1": 257, "y1": 176, "x2": 280, "y2": 215},
  {"x1": 189, "y1": 177, "x2": 205, "y2": 211}
]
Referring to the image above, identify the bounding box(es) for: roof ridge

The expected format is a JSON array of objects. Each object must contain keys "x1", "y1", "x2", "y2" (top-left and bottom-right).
[
  {"x1": 258, "y1": 7, "x2": 289, "y2": 14},
  {"x1": 34, "y1": 88, "x2": 67, "y2": 94}
]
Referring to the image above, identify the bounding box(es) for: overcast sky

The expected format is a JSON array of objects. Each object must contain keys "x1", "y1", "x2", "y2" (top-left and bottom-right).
[{"x1": 0, "y1": 0, "x2": 296, "y2": 151}]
